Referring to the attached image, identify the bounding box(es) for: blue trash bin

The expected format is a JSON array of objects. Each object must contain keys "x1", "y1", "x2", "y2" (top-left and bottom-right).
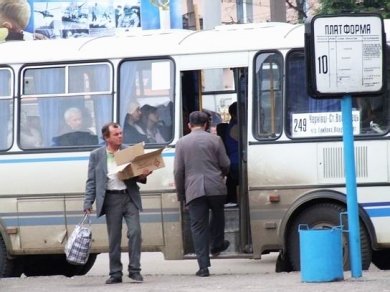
[{"x1": 299, "y1": 225, "x2": 344, "y2": 282}]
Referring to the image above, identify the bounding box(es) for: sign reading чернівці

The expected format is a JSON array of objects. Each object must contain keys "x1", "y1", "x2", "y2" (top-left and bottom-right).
[{"x1": 305, "y1": 14, "x2": 386, "y2": 98}]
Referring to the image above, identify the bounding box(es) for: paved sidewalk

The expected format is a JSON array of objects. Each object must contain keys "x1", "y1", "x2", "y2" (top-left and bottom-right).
[{"x1": 1, "y1": 253, "x2": 390, "y2": 292}]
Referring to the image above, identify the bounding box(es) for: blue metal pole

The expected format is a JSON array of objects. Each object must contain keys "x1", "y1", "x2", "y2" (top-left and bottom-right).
[{"x1": 341, "y1": 95, "x2": 362, "y2": 278}]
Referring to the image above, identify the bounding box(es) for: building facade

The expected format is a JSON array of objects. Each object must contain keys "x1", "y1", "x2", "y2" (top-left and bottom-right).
[{"x1": 183, "y1": 0, "x2": 321, "y2": 30}]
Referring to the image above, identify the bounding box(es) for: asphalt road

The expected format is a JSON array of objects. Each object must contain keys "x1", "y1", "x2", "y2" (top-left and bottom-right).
[{"x1": 2, "y1": 252, "x2": 390, "y2": 291}]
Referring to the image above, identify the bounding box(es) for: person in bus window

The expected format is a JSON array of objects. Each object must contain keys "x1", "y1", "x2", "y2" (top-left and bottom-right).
[
  {"x1": 218, "y1": 102, "x2": 239, "y2": 206},
  {"x1": 20, "y1": 111, "x2": 42, "y2": 148},
  {"x1": 139, "y1": 104, "x2": 169, "y2": 143},
  {"x1": 174, "y1": 111, "x2": 230, "y2": 277},
  {"x1": 355, "y1": 96, "x2": 385, "y2": 133},
  {"x1": 52, "y1": 107, "x2": 98, "y2": 146},
  {"x1": 83, "y1": 122, "x2": 152, "y2": 284},
  {"x1": 123, "y1": 101, "x2": 148, "y2": 144}
]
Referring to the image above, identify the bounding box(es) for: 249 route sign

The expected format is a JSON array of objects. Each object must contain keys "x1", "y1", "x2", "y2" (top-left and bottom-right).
[{"x1": 305, "y1": 14, "x2": 386, "y2": 98}]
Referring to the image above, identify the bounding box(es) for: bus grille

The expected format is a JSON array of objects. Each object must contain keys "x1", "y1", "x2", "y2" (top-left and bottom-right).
[{"x1": 322, "y1": 146, "x2": 368, "y2": 178}]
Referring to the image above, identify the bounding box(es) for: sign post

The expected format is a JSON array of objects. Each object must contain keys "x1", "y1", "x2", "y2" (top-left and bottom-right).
[
  {"x1": 305, "y1": 14, "x2": 386, "y2": 278},
  {"x1": 341, "y1": 94, "x2": 361, "y2": 278}
]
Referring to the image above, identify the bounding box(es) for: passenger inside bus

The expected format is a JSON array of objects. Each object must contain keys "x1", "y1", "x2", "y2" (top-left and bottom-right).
[
  {"x1": 139, "y1": 104, "x2": 169, "y2": 143},
  {"x1": 52, "y1": 107, "x2": 98, "y2": 146},
  {"x1": 355, "y1": 96, "x2": 386, "y2": 133},
  {"x1": 123, "y1": 101, "x2": 148, "y2": 144},
  {"x1": 217, "y1": 102, "x2": 239, "y2": 206},
  {"x1": 20, "y1": 111, "x2": 42, "y2": 148},
  {"x1": 156, "y1": 101, "x2": 173, "y2": 137}
]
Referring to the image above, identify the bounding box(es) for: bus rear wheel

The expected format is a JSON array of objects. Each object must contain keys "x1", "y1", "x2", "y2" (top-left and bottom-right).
[
  {"x1": 286, "y1": 202, "x2": 371, "y2": 271},
  {"x1": 64, "y1": 253, "x2": 98, "y2": 277},
  {"x1": 372, "y1": 249, "x2": 390, "y2": 269},
  {"x1": 23, "y1": 254, "x2": 97, "y2": 277},
  {"x1": 0, "y1": 236, "x2": 22, "y2": 278}
]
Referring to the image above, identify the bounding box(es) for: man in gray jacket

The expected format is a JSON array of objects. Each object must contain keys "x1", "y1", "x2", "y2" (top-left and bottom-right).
[
  {"x1": 174, "y1": 111, "x2": 230, "y2": 277},
  {"x1": 83, "y1": 122, "x2": 150, "y2": 284}
]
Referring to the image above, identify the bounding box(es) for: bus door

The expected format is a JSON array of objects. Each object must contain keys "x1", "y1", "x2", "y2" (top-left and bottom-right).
[
  {"x1": 180, "y1": 67, "x2": 250, "y2": 256},
  {"x1": 235, "y1": 68, "x2": 251, "y2": 254},
  {"x1": 248, "y1": 51, "x2": 284, "y2": 257}
]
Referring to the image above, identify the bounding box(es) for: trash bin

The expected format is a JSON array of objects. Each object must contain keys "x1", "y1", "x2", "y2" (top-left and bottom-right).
[{"x1": 299, "y1": 225, "x2": 344, "y2": 282}]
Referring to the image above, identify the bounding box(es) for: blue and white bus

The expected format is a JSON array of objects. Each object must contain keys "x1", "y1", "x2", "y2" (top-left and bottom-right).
[{"x1": 1, "y1": 20, "x2": 390, "y2": 277}]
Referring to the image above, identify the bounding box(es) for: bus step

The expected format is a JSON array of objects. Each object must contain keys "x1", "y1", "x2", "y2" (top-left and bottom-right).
[
  {"x1": 225, "y1": 207, "x2": 239, "y2": 232},
  {"x1": 225, "y1": 230, "x2": 239, "y2": 253}
]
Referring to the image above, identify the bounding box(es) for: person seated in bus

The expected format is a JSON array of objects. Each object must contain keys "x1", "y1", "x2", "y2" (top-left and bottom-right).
[
  {"x1": 123, "y1": 101, "x2": 148, "y2": 144},
  {"x1": 217, "y1": 102, "x2": 239, "y2": 206},
  {"x1": 355, "y1": 96, "x2": 386, "y2": 133},
  {"x1": 52, "y1": 107, "x2": 98, "y2": 146},
  {"x1": 20, "y1": 111, "x2": 42, "y2": 148},
  {"x1": 139, "y1": 104, "x2": 169, "y2": 144},
  {"x1": 156, "y1": 102, "x2": 172, "y2": 125}
]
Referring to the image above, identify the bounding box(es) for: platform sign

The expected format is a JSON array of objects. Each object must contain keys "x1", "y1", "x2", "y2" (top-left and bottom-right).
[
  {"x1": 304, "y1": 14, "x2": 387, "y2": 279},
  {"x1": 305, "y1": 14, "x2": 386, "y2": 98}
]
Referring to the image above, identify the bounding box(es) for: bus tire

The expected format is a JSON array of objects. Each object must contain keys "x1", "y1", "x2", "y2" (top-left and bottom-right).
[
  {"x1": 24, "y1": 253, "x2": 97, "y2": 277},
  {"x1": 64, "y1": 253, "x2": 98, "y2": 277},
  {"x1": 372, "y1": 249, "x2": 390, "y2": 270},
  {"x1": 0, "y1": 236, "x2": 22, "y2": 278},
  {"x1": 286, "y1": 202, "x2": 371, "y2": 271}
]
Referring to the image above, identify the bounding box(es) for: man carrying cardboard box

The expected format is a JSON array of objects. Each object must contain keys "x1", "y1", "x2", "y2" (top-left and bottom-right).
[
  {"x1": 83, "y1": 122, "x2": 152, "y2": 284},
  {"x1": 113, "y1": 142, "x2": 165, "y2": 180}
]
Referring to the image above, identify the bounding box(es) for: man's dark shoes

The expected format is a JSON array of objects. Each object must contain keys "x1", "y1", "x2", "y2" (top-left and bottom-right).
[
  {"x1": 105, "y1": 276, "x2": 122, "y2": 284},
  {"x1": 129, "y1": 272, "x2": 144, "y2": 282},
  {"x1": 211, "y1": 240, "x2": 230, "y2": 256},
  {"x1": 195, "y1": 268, "x2": 210, "y2": 277}
]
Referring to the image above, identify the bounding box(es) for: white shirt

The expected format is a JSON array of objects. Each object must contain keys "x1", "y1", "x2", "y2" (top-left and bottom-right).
[{"x1": 106, "y1": 151, "x2": 127, "y2": 190}]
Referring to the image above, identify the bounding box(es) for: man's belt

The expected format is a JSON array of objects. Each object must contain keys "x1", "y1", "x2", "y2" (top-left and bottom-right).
[{"x1": 106, "y1": 189, "x2": 128, "y2": 194}]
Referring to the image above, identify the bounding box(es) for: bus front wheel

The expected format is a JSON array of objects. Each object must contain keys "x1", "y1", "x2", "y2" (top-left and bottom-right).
[{"x1": 286, "y1": 202, "x2": 371, "y2": 271}]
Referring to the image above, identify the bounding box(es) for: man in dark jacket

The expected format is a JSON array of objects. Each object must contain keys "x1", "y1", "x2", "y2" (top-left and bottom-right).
[
  {"x1": 174, "y1": 111, "x2": 230, "y2": 277},
  {"x1": 83, "y1": 122, "x2": 151, "y2": 284}
]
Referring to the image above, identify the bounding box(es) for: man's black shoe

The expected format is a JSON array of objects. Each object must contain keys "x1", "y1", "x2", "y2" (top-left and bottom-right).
[
  {"x1": 211, "y1": 240, "x2": 230, "y2": 256},
  {"x1": 129, "y1": 272, "x2": 144, "y2": 282},
  {"x1": 195, "y1": 268, "x2": 210, "y2": 277},
  {"x1": 105, "y1": 276, "x2": 122, "y2": 284}
]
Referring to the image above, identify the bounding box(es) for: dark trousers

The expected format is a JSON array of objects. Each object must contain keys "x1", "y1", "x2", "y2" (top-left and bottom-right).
[
  {"x1": 226, "y1": 165, "x2": 239, "y2": 203},
  {"x1": 188, "y1": 195, "x2": 226, "y2": 269},
  {"x1": 104, "y1": 193, "x2": 141, "y2": 278}
]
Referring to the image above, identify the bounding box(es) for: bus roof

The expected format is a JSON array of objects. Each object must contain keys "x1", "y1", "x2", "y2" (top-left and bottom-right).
[
  {"x1": 178, "y1": 22, "x2": 304, "y2": 53},
  {"x1": 0, "y1": 22, "x2": 302, "y2": 64},
  {"x1": 1, "y1": 19, "x2": 389, "y2": 64}
]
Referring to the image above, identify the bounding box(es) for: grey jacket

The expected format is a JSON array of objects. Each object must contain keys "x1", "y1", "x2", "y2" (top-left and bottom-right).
[
  {"x1": 174, "y1": 129, "x2": 230, "y2": 205},
  {"x1": 83, "y1": 145, "x2": 144, "y2": 217}
]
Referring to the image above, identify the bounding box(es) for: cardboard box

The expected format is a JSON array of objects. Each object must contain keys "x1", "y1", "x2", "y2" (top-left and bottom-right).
[{"x1": 113, "y1": 142, "x2": 165, "y2": 180}]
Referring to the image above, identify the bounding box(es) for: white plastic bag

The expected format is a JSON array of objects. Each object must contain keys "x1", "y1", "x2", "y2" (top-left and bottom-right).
[{"x1": 64, "y1": 214, "x2": 92, "y2": 265}]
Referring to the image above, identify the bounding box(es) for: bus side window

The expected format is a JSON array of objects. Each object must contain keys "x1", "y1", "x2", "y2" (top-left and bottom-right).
[
  {"x1": 119, "y1": 59, "x2": 174, "y2": 145},
  {"x1": 21, "y1": 63, "x2": 113, "y2": 148},
  {"x1": 0, "y1": 99, "x2": 12, "y2": 150},
  {"x1": 0, "y1": 68, "x2": 13, "y2": 150},
  {"x1": 286, "y1": 50, "x2": 389, "y2": 138},
  {"x1": 253, "y1": 52, "x2": 283, "y2": 139}
]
